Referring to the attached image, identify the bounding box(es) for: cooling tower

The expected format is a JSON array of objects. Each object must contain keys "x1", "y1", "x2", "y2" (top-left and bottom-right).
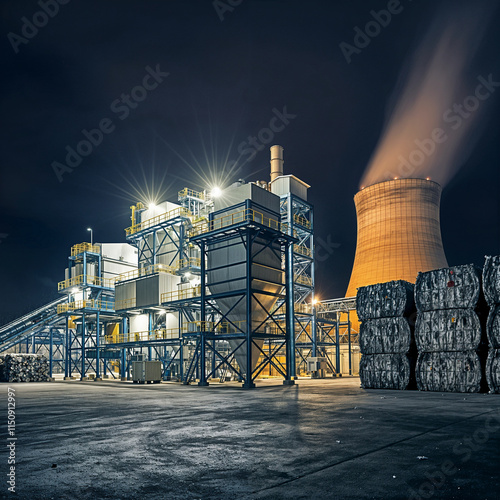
[{"x1": 346, "y1": 178, "x2": 448, "y2": 297}]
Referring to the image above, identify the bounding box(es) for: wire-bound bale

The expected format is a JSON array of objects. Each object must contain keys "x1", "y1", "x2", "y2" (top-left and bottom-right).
[
  {"x1": 415, "y1": 264, "x2": 481, "y2": 312},
  {"x1": 359, "y1": 317, "x2": 413, "y2": 354},
  {"x1": 359, "y1": 353, "x2": 412, "y2": 390},
  {"x1": 483, "y1": 255, "x2": 500, "y2": 306},
  {"x1": 486, "y1": 349, "x2": 500, "y2": 394},
  {"x1": 356, "y1": 280, "x2": 415, "y2": 321},
  {"x1": 415, "y1": 309, "x2": 483, "y2": 352},
  {"x1": 486, "y1": 305, "x2": 500, "y2": 349},
  {"x1": 416, "y1": 351, "x2": 482, "y2": 393},
  {"x1": 0, "y1": 354, "x2": 51, "y2": 382}
]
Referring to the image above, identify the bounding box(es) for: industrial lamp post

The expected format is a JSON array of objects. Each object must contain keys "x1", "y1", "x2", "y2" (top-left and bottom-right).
[{"x1": 87, "y1": 227, "x2": 93, "y2": 246}]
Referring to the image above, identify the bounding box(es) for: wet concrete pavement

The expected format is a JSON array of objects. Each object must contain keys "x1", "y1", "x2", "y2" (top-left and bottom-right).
[{"x1": 4, "y1": 378, "x2": 500, "y2": 499}]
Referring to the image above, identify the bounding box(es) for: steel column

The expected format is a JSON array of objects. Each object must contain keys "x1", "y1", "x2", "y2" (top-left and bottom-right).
[{"x1": 198, "y1": 241, "x2": 208, "y2": 386}]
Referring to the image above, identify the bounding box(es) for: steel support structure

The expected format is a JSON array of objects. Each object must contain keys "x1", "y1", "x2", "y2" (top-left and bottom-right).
[
  {"x1": 189, "y1": 199, "x2": 296, "y2": 389},
  {"x1": 278, "y1": 193, "x2": 316, "y2": 377}
]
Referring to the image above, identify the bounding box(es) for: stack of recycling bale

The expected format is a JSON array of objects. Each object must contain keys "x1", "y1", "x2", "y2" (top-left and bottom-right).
[
  {"x1": 483, "y1": 255, "x2": 500, "y2": 393},
  {"x1": 0, "y1": 354, "x2": 51, "y2": 382},
  {"x1": 357, "y1": 280, "x2": 417, "y2": 390},
  {"x1": 415, "y1": 264, "x2": 487, "y2": 393}
]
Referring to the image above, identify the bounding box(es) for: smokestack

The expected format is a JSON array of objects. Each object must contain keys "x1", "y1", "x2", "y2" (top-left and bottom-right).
[
  {"x1": 270, "y1": 145, "x2": 284, "y2": 183},
  {"x1": 346, "y1": 178, "x2": 448, "y2": 297}
]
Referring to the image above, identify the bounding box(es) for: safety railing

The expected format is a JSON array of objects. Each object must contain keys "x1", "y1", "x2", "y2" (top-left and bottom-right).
[
  {"x1": 58, "y1": 274, "x2": 115, "y2": 291},
  {"x1": 190, "y1": 208, "x2": 282, "y2": 237},
  {"x1": 114, "y1": 297, "x2": 137, "y2": 311},
  {"x1": 161, "y1": 286, "x2": 202, "y2": 303},
  {"x1": 294, "y1": 274, "x2": 313, "y2": 286},
  {"x1": 272, "y1": 303, "x2": 313, "y2": 316},
  {"x1": 125, "y1": 207, "x2": 191, "y2": 236},
  {"x1": 177, "y1": 257, "x2": 201, "y2": 269},
  {"x1": 178, "y1": 187, "x2": 206, "y2": 200},
  {"x1": 104, "y1": 320, "x2": 284, "y2": 344},
  {"x1": 293, "y1": 244, "x2": 312, "y2": 257},
  {"x1": 103, "y1": 318, "x2": 287, "y2": 344},
  {"x1": 294, "y1": 303, "x2": 313, "y2": 314},
  {"x1": 115, "y1": 263, "x2": 177, "y2": 284},
  {"x1": 71, "y1": 243, "x2": 100, "y2": 256},
  {"x1": 57, "y1": 300, "x2": 115, "y2": 314},
  {"x1": 293, "y1": 214, "x2": 311, "y2": 229}
]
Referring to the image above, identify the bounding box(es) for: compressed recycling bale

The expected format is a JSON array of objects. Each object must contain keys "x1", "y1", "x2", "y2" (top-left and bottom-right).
[
  {"x1": 415, "y1": 264, "x2": 481, "y2": 312},
  {"x1": 486, "y1": 349, "x2": 500, "y2": 393},
  {"x1": 483, "y1": 255, "x2": 500, "y2": 306},
  {"x1": 416, "y1": 351, "x2": 482, "y2": 393},
  {"x1": 356, "y1": 280, "x2": 415, "y2": 321},
  {"x1": 0, "y1": 354, "x2": 50, "y2": 382},
  {"x1": 415, "y1": 309, "x2": 483, "y2": 352},
  {"x1": 359, "y1": 353, "x2": 412, "y2": 390},
  {"x1": 359, "y1": 317, "x2": 413, "y2": 354},
  {"x1": 487, "y1": 305, "x2": 500, "y2": 349}
]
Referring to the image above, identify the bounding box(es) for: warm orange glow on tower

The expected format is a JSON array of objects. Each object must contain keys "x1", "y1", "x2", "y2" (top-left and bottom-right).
[{"x1": 346, "y1": 178, "x2": 448, "y2": 297}]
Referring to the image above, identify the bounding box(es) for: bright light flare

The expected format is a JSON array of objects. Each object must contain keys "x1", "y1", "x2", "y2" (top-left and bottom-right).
[{"x1": 210, "y1": 186, "x2": 222, "y2": 198}]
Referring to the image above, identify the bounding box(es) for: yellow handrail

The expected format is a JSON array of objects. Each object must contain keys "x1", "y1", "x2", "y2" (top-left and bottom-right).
[
  {"x1": 178, "y1": 187, "x2": 206, "y2": 200},
  {"x1": 177, "y1": 257, "x2": 201, "y2": 269},
  {"x1": 58, "y1": 275, "x2": 115, "y2": 291},
  {"x1": 103, "y1": 320, "x2": 260, "y2": 344},
  {"x1": 125, "y1": 207, "x2": 191, "y2": 236},
  {"x1": 189, "y1": 208, "x2": 282, "y2": 237},
  {"x1": 114, "y1": 297, "x2": 137, "y2": 311},
  {"x1": 293, "y1": 244, "x2": 312, "y2": 257},
  {"x1": 115, "y1": 258, "x2": 202, "y2": 284},
  {"x1": 114, "y1": 263, "x2": 177, "y2": 284},
  {"x1": 293, "y1": 214, "x2": 311, "y2": 229},
  {"x1": 57, "y1": 299, "x2": 115, "y2": 314},
  {"x1": 71, "y1": 243, "x2": 100, "y2": 256},
  {"x1": 161, "y1": 286, "x2": 202, "y2": 303},
  {"x1": 294, "y1": 274, "x2": 313, "y2": 286}
]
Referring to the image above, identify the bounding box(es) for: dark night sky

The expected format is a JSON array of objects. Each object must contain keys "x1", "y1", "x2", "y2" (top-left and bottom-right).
[{"x1": 1, "y1": 0, "x2": 499, "y2": 323}]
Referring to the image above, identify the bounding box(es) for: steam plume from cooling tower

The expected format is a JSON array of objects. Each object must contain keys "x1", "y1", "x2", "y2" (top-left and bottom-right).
[{"x1": 360, "y1": 3, "x2": 496, "y2": 188}]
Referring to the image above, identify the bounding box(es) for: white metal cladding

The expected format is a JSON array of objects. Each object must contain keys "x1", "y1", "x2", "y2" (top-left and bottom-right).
[
  {"x1": 135, "y1": 273, "x2": 180, "y2": 308},
  {"x1": 115, "y1": 281, "x2": 136, "y2": 304},
  {"x1": 101, "y1": 243, "x2": 137, "y2": 264},
  {"x1": 270, "y1": 175, "x2": 310, "y2": 201}
]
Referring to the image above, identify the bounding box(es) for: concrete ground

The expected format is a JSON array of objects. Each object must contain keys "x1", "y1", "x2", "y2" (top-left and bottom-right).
[{"x1": 3, "y1": 378, "x2": 500, "y2": 500}]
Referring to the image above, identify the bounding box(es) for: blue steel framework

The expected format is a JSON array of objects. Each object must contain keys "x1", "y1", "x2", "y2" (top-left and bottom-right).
[
  {"x1": 276, "y1": 192, "x2": 350, "y2": 376},
  {"x1": 0, "y1": 188, "x2": 356, "y2": 381},
  {"x1": 58, "y1": 244, "x2": 116, "y2": 380},
  {"x1": 189, "y1": 199, "x2": 296, "y2": 389},
  {"x1": 110, "y1": 189, "x2": 206, "y2": 381},
  {"x1": 0, "y1": 297, "x2": 67, "y2": 375}
]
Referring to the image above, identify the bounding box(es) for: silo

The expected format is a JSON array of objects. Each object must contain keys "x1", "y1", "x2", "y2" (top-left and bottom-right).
[
  {"x1": 207, "y1": 182, "x2": 283, "y2": 378},
  {"x1": 346, "y1": 178, "x2": 448, "y2": 297}
]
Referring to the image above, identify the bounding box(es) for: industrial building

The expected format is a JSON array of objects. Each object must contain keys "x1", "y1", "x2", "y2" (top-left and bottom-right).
[{"x1": 0, "y1": 146, "x2": 359, "y2": 387}]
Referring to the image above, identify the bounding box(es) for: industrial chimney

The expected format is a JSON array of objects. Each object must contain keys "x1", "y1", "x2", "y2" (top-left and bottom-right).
[
  {"x1": 346, "y1": 178, "x2": 448, "y2": 297},
  {"x1": 270, "y1": 145, "x2": 284, "y2": 182}
]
